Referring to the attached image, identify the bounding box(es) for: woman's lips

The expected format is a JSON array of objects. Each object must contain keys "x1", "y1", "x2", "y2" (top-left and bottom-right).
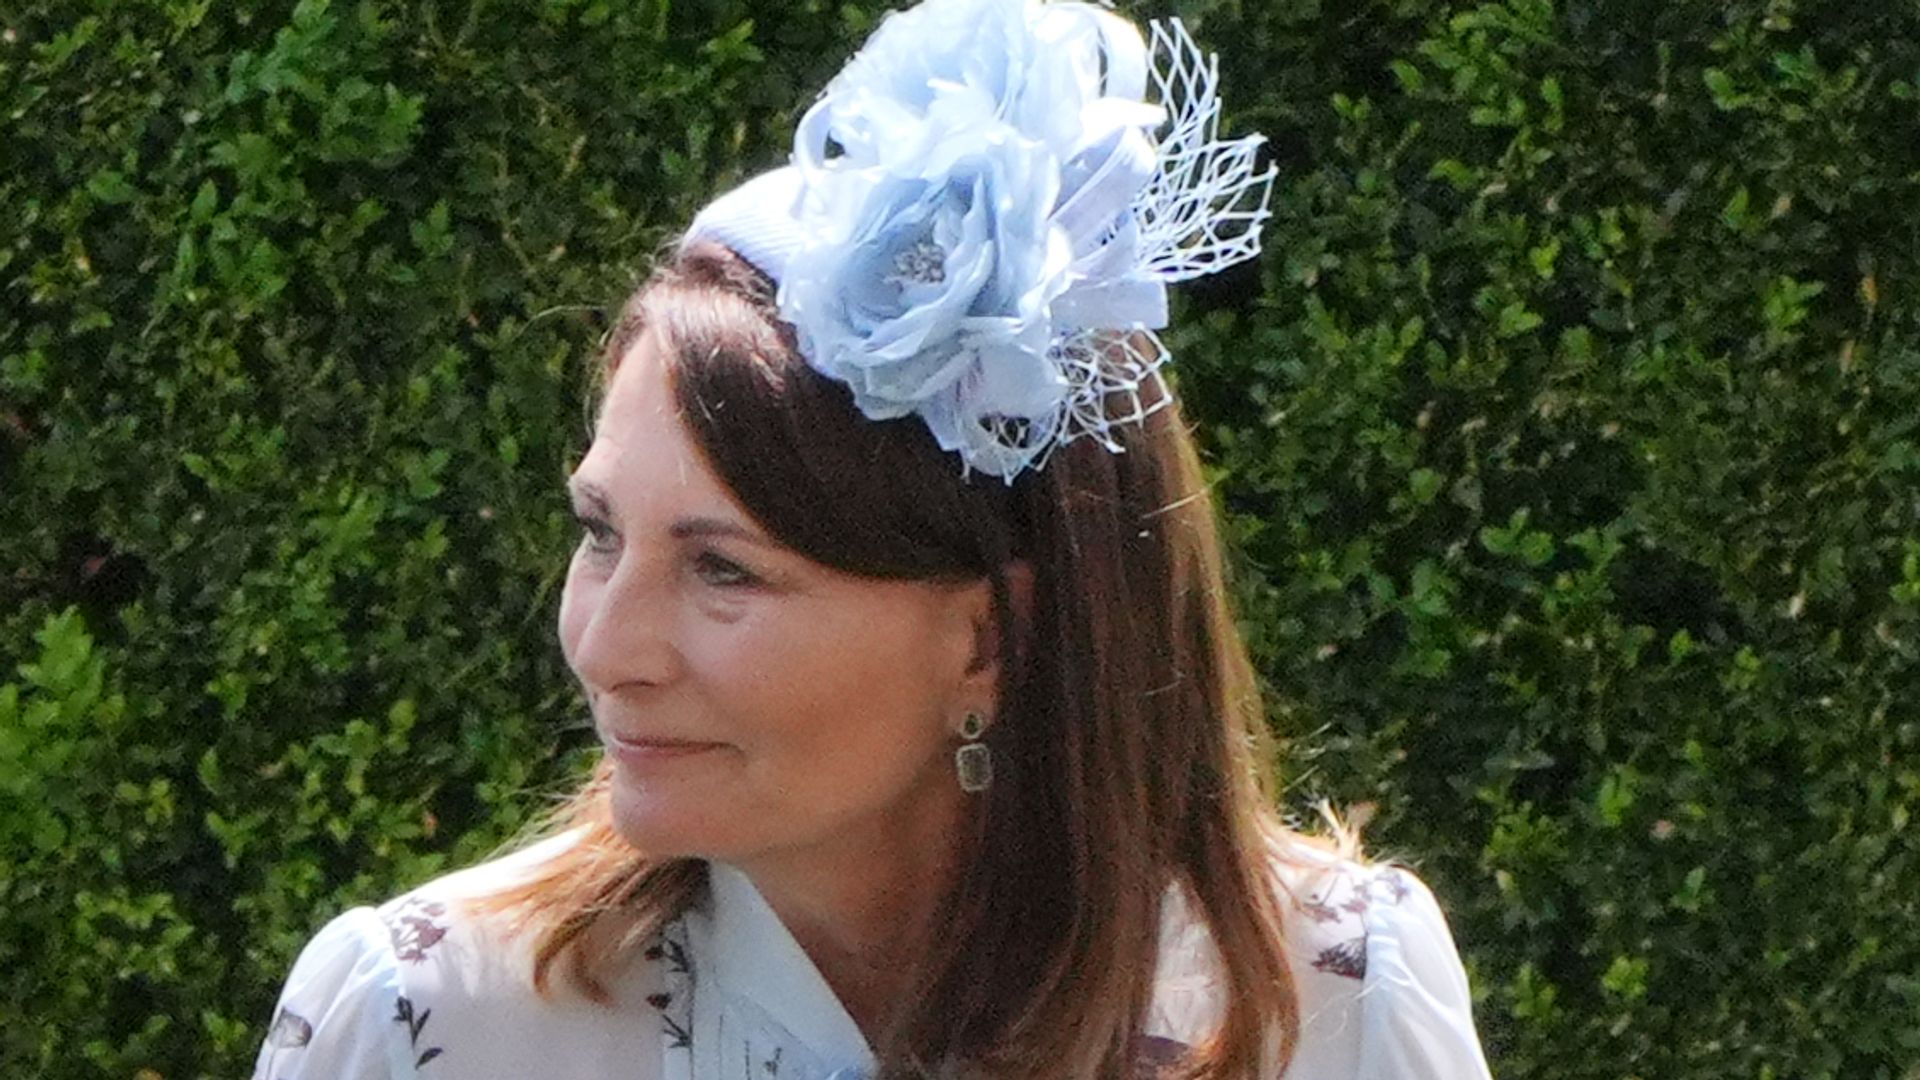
[{"x1": 601, "y1": 730, "x2": 725, "y2": 768}]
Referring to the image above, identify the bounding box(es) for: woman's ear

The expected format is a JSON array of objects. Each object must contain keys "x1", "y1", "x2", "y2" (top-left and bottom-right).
[{"x1": 953, "y1": 559, "x2": 1035, "y2": 698}]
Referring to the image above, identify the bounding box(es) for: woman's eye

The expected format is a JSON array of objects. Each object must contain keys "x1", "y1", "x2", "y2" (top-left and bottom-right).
[
  {"x1": 695, "y1": 551, "x2": 759, "y2": 588},
  {"x1": 576, "y1": 514, "x2": 619, "y2": 553}
]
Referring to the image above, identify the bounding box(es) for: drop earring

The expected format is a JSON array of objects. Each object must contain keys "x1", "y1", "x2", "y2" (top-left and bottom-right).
[{"x1": 954, "y1": 709, "x2": 993, "y2": 793}]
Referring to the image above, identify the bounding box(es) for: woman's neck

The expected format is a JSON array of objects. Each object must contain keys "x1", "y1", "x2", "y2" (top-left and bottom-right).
[{"x1": 733, "y1": 764, "x2": 970, "y2": 1045}]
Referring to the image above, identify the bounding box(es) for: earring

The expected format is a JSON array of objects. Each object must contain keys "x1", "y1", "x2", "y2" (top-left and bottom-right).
[{"x1": 955, "y1": 709, "x2": 993, "y2": 793}]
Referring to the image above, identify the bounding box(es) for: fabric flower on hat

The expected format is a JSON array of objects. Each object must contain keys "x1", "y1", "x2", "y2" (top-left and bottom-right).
[
  {"x1": 778, "y1": 0, "x2": 1174, "y2": 478},
  {"x1": 683, "y1": 0, "x2": 1277, "y2": 481},
  {"x1": 779, "y1": 115, "x2": 1076, "y2": 471}
]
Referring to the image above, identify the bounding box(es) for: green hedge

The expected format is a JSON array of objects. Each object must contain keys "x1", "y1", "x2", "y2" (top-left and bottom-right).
[{"x1": 2, "y1": 1, "x2": 1916, "y2": 1076}]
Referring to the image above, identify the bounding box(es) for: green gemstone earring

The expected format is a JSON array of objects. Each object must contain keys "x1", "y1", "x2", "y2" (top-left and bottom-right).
[{"x1": 955, "y1": 709, "x2": 993, "y2": 793}]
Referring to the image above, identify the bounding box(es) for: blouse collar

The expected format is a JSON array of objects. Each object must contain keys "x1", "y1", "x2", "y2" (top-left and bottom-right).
[{"x1": 700, "y1": 860, "x2": 878, "y2": 1075}]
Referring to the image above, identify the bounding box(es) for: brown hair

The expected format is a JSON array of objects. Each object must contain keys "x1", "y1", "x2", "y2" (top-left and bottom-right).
[{"x1": 470, "y1": 237, "x2": 1363, "y2": 1078}]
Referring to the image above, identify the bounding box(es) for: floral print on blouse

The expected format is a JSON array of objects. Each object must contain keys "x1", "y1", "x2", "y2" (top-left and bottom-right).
[{"x1": 249, "y1": 832, "x2": 1493, "y2": 1080}]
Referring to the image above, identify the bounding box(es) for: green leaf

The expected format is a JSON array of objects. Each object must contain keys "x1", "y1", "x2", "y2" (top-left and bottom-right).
[
  {"x1": 1390, "y1": 59, "x2": 1425, "y2": 95},
  {"x1": 1409, "y1": 467, "x2": 1444, "y2": 505},
  {"x1": 1529, "y1": 237, "x2": 1562, "y2": 280},
  {"x1": 190, "y1": 180, "x2": 220, "y2": 223},
  {"x1": 1722, "y1": 185, "x2": 1752, "y2": 230},
  {"x1": 1601, "y1": 955, "x2": 1649, "y2": 1000},
  {"x1": 1497, "y1": 302, "x2": 1544, "y2": 338},
  {"x1": 1597, "y1": 766, "x2": 1637, "y2": 826},
  {"x1": 1703, "y1": 67, "x2": 1747, "y2": 110},
  {"x1": 86, "y1": 170, "x2": 136, "y2": 204}
]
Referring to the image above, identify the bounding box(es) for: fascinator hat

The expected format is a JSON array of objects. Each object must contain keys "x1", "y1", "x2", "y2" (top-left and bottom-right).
[{"x1": 680, "y1": 0, "x2": 1277, "y2": 483}]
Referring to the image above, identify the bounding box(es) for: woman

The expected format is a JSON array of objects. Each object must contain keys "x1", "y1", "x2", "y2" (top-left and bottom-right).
[{"x1": 251, "y1": 1, "x2": 1495, "y2": 1077}]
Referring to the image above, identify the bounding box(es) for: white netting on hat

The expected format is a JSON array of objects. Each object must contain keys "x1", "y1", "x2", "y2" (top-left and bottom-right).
[
  {"x1": 1133, "y1": 17, "x2": 1278, "y2": 282},
  {"x1": 976, "y1": 326, "x2": 1175, "y2": 477},
  {"x1": 965, "y1": 15, "x2": 1273, "y2": 481}
]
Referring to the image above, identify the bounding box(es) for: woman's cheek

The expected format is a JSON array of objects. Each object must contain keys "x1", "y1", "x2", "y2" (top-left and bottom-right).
[{"x1": 557, "y1": 555, "x2": 599, "y2": 667}]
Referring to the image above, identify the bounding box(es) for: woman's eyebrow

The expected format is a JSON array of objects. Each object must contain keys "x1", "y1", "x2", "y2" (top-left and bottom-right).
[
  {"x1": 667, "y1": 516, "x2": 781, "y2": 552},
  {"x1": 566, "y1": 478, "x2": 777, "y2": 551},
  {"x1": 567, "y1": 477, "x2": 614, "y2": 517}
]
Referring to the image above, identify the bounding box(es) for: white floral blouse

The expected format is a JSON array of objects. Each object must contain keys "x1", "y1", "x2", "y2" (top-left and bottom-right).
[{"x1": 251, "y1": 831, "x2": 1494, "y2": 1079}]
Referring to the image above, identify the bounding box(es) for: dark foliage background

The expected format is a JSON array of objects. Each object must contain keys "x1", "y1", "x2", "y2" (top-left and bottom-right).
[{"x1": 3, "y1": 0, "x2": 1916, "y2": 1075}]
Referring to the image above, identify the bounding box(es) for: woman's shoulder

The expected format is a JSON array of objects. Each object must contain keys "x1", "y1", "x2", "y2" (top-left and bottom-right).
[
  {"x1": 1267, "y1": 831, "x2": 1423, "y2": 974},
  {"x1": 1270, "y1": 832, "x2": 1493, "y2": 1079},
  {"x1": 358, "y1": 829, "x2": 591, "y2": 1010},
  {"x1": 251, "y1": 829, "x2": 670, "y2": 1080},
  {"x1": 1148, "y1": 830, "x2": 1494, "y2": 1078}
]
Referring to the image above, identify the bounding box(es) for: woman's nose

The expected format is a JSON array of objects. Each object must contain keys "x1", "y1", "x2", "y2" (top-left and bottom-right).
[{"x1": 569, "y1": 553, "x2": 683, "y2": 690}]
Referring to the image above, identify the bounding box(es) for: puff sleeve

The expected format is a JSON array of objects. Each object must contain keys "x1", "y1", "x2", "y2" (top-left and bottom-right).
[
  {"x1": 250, "y1": 907, "x2": 418, "y2": 1080},
  {"x1": 1354, "y1": 870, "x2": 1494, "y2": 1080}
]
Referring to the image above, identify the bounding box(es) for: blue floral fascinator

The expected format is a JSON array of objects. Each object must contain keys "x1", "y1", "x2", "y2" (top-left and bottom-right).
[{"x1": 681, "y1": 0, "x2": 1276, "y2": 483}]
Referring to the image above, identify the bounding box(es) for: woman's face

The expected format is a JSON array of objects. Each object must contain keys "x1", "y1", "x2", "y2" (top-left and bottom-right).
[{"x1": 558, "y1": 326, "x2": 1012, "y2": 871}]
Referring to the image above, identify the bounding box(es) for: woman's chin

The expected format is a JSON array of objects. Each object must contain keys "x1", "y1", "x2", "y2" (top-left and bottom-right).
[{"x1": 607, "y1": 779, "x2": 742, "y2": 861}]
